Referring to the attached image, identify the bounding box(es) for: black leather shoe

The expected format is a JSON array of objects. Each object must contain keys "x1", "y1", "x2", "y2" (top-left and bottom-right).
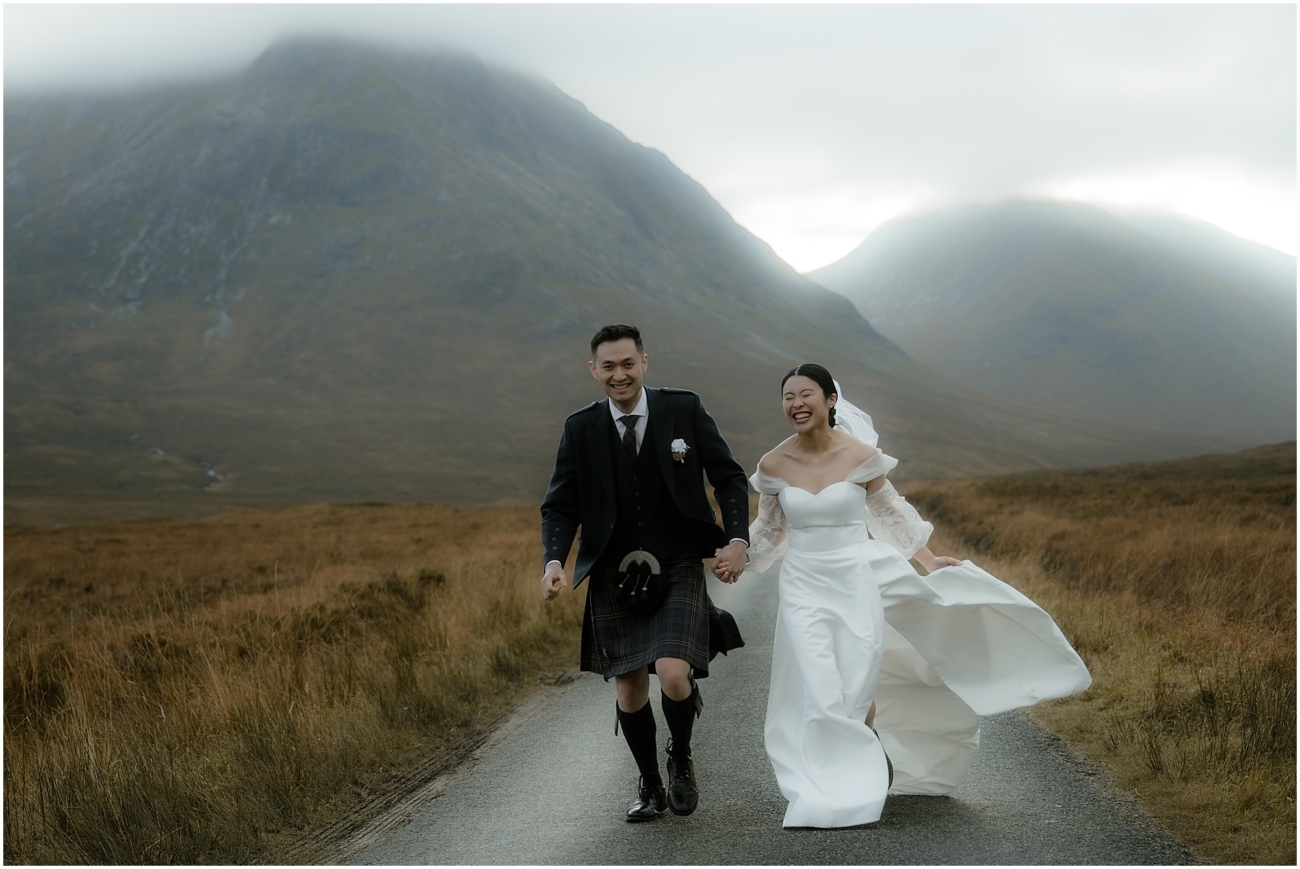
[
  {"x1": 626, "y1": 776, "x2": 667, "y2": 823},
  {"x1": 665, "y1": 751, "x2": 699, "y2": 816}
]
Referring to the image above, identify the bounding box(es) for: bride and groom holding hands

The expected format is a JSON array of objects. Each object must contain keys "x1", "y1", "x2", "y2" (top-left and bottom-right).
[{"x1": 541, "y1": 324, "x2": 1091, "y2": 828}]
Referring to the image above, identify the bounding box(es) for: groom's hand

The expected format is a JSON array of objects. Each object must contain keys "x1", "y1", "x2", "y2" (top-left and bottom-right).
[
  {"x1": 542, "y1": 562, "x2": 566, "y2": 600},
  {"x1": 712, "y1": 541, "x2": 748, "y2": 583}
]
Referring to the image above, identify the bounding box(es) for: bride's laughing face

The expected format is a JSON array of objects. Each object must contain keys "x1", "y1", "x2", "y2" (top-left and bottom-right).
[{"x1": 783, "y1": 375, "x2": 836, "y2": 433}]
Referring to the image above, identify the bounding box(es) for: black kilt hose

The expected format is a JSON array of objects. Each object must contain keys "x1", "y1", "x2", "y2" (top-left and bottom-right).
[{"x1": 581, "y1": 559, "x2": 744, "y2": 680}]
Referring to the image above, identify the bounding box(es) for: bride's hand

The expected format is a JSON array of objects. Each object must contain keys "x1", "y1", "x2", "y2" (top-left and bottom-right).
[
  {"x1": 922, "y1": 555, "x2": 964, "y2": 572},
  {"x1": 713, "y1": 558, "x2": 743, "y2": 583},
  {"x1": 713, "y1": 541, "x2": 749, "y2": 583}
]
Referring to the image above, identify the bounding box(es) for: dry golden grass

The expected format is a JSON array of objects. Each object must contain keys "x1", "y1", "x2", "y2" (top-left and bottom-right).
[
  {"x1": 907, "y1": 442, "x2": 1296, "y2": 865},
  {"x1": 6, "y1": 443, "x2": 1293, "y2": 864},
  {"x1": 3, "y1": 503, "x2": 585, "y2": 864}
]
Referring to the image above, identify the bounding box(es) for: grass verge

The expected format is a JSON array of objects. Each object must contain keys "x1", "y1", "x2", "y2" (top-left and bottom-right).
[
  {"x1": 907, "y1": 442, "x2": 1296, "y2": 865},
  {"x1": 6, "y1": 443, "x2": 1293, "y2": 863},
  {"x1": 3, "y1": 503, "x2": 585, "y2": 864}
]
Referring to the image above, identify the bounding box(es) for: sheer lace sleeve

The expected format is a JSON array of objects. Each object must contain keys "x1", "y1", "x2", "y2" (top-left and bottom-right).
[
  {"x1": 847, "y1": 450, "x2": 934, "y2": 558},
  {"x1": 747, "y1": 494, "x2": 788, "y2": 573},
  {"x1": 864, "y1": 480, "x2": 933, "y2": 559},
  {"x1": 747, "y1": 469, "x2": 788, "y2": 573}
]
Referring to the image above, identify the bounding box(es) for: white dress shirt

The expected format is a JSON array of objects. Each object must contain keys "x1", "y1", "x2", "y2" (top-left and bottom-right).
[{"x1": 608, "y1": 390, "x2": 649, "y2": 453}]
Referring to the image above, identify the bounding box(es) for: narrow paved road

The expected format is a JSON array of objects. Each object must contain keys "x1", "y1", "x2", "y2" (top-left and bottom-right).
[{"x1": 342, "y1": 566, "x2": 1191, "y2": 865}]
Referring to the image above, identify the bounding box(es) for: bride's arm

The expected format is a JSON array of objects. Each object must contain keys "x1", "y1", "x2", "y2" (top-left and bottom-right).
[
  {"x1": 739, "y1": 492, "x2": 788, "y2": 575},
  {"x1": 861, "y1": 474, "x2": 962, "y2": 570}
]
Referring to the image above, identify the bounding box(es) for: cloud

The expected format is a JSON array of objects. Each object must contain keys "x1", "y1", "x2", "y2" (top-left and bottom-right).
[
  {"x1": 1056, "y1": 57, "x2": 1235, "y2": 100},
  {"x1": 1025, "y1": 160, "x2": 1299, "y2": 255},
  {"x1": 722, "y1": 178, "x2": 956, "y2": 273},
  {"x1": 4, "y1": 4, "x2": 1294, "y2": 265}
]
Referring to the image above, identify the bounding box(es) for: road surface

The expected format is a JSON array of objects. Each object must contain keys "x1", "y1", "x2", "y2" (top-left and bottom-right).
[{"x1": 338, "y1": 565, "x2": 1191, "y2": 865}]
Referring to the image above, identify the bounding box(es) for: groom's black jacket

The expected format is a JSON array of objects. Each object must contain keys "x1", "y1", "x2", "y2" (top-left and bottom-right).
[{"x1": 542, "y1": 387, "x2": 750, "y2": 587}]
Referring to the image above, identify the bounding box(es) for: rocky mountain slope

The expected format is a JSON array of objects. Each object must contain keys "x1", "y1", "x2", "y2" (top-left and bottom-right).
[
  {"x1": 4, "y1": 40, "x2": 1225, "y2": 521},
  {"x1": 809, "y1": 200, "x2": 1295, "y2": 446}
]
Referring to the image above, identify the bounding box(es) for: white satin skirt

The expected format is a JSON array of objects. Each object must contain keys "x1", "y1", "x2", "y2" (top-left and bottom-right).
[{"x1": 764, "y1": 526, "x2": 1091, "y2": 828}]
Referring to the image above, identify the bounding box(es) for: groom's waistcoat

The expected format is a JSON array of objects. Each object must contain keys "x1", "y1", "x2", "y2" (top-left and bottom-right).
[{"x1": 597, "y1": 415, "x2": 697, "y2": 570}]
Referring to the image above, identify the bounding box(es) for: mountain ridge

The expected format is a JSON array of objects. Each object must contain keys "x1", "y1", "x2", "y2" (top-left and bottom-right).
[
  {"x1": 1115, "y1": 210, "x2": 1296, "y2": 314},
  {"x1": 809, "y1": 198, "x2": 1295, "y2": 446},
  {"x1": 4, "y1": 40, "x2": 1229, "y2": 522}
]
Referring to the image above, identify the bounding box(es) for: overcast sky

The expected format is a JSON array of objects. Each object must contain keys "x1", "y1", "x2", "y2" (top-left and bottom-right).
[{"x1": 4, "y1": 3, "x2": 1296, "y2": 269}]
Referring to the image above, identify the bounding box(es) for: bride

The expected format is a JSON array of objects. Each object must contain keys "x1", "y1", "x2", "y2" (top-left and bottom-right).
[{"x1": 714, "y1": 363, "x2": 1091, "y2": 829}]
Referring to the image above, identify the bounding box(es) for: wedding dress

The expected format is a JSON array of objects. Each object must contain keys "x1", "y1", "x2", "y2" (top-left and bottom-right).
[{"x1": 749, "y1": 447, "x2": 1091, "y2": 829}]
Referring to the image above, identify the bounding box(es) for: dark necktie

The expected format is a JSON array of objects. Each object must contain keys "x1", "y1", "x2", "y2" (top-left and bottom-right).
[{"x1": 619, "y1": 415, "x2": 639, "y2": 458}]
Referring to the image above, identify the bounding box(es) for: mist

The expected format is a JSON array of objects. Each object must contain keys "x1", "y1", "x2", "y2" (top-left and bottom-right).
[{"x1": 5, "y1": 4, "x2": 1295, "y2": 266}]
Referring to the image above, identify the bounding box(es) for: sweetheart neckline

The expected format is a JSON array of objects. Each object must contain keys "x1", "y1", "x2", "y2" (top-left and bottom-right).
[
  {"x1": 782, "y1": 480, "x2": 863, "y2": 498},
  {"x1": 753, "y1": 454, "x2": 892, "y2": 497}
]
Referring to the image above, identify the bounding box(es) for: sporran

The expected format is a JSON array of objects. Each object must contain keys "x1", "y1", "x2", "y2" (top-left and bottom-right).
[{"x1": 616, "y1": 549, "x2": 668, "y2": 615}]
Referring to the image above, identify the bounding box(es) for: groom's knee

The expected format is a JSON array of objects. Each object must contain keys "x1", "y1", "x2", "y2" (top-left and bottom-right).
[
  {"x1": 654, "y1": 658, "x2": 693, "y2": 701},
  {"x1": 614, "y1": 668, "x2": 651, "y2": 711}
]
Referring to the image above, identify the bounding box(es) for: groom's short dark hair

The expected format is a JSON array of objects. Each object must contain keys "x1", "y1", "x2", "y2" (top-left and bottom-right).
[{"x1": 590, "y1": 324, "x2": 644, "y2": 357}]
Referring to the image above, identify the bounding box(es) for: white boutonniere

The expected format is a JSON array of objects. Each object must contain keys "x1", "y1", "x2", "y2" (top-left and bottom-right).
[{"x1": 670, "y1": 438, "x2": 690, "y2": 463}]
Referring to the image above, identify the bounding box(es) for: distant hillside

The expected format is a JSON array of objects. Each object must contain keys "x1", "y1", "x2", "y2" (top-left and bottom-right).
[
  {"x1": 3, "y1": 41, "x2": 1224, "y2": 523},
  {"x1": 810, "y1": 200, "x2": 1295, "y2": 446},
  {"x1": 1117, "y1": 211, "x2": 1296, "y2": 316}
]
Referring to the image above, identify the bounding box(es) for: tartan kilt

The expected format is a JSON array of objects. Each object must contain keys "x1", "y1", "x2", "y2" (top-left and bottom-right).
[{"x1": 581, "y1": 559, "x2": 744, "y2": 680}]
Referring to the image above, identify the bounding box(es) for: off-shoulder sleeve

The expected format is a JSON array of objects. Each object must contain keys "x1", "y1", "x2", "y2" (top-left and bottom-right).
[
  {"x1": 845, "y1": 450, "x2": 897, "y2": 484},
  {"x1": 747, "y1": 469, "x2": 788, "y2": 573},
  {"x1": 854, "y1": 452, "x2": 934, "y2": 559}
]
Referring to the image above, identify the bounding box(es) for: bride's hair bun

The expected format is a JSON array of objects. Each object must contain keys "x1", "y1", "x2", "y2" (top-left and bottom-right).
[{"x1": 781, "y1": 363, "x2": 838, "y2": 427}]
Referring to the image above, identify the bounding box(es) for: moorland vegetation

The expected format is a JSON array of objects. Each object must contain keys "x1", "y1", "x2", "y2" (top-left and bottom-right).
[
  {"x1": 3, "y1": 443, "x2": 1293, "y2": 863},
  {"x1": 3, "y1": 503, "x2": 584, "y2": 863},
  {"x1": 909, "y1": 441, "x2": 1296, "y2": 865}
]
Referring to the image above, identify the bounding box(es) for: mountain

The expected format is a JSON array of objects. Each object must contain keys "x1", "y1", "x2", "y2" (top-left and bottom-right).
[
  {"x1": 3, "y1": 40, "x2": 1226, "y2": 523},
  {"x1": 1116, "y1": 211, "x2": 1296, "y2": 316},
  {"x1": 809, "y1": 200, "x2": 1296, "y2": 446}
]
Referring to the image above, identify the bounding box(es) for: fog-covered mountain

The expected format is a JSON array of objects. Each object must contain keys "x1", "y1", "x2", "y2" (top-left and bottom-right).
[
  {"x1": 4, "y1": 40, "x2": 1225, "y2": 521},
  {"x1": 1117, "y1": 211, "x2": 1296, "y2": 316},
  {"x1": 810, "y1": 200, "x2": 1295, "y2": 446}
]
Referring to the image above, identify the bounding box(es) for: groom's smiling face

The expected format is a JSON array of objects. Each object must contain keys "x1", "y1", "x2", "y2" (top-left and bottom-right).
[{"x1": 589, "y1": 337, "x2": 648, "y2": 412}]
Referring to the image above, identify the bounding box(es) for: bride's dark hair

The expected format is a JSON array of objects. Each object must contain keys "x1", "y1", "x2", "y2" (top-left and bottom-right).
[{"x1": 781, "y1": 363, "x2": 838, "y2": 427}]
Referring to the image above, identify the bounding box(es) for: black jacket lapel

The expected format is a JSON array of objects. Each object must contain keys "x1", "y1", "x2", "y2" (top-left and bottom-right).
[{"x1": 589, "y1": 401, "x2": 616, "y2": 504}]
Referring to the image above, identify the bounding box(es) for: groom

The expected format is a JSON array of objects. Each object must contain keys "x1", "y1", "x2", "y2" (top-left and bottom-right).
[{"x1": 541, "y1": 324, "x2": 750, "y2": 822}]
